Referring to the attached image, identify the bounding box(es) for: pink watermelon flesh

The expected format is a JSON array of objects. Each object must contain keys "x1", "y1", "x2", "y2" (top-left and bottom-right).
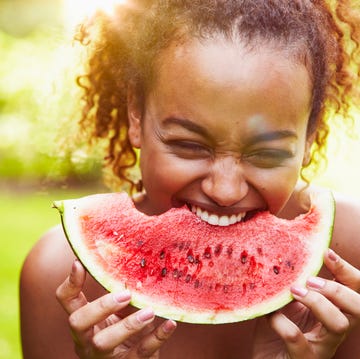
[{"x1": 54, "y1": 190, "x2": 334, "y2": 324}]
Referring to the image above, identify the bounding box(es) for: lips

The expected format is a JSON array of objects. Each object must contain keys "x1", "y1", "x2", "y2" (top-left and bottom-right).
[{"x1": 190, "y1": 204, "x2": 246, "y2": 226}]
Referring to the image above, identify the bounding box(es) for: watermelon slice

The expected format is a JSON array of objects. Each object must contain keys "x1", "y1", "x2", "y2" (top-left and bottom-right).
[{"x1": 54, "y1": 189, "x2": 334, "y2": 324}]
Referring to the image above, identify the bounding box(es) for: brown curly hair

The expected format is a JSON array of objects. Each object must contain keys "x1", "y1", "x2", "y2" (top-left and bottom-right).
[{"x1": 75, "y1": 0, "x2": 360, "y2": 193}]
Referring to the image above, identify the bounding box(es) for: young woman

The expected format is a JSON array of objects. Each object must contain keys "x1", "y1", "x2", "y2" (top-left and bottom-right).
[{"x1": 20, "y1": 1, "x2": 360, "y2": 358}]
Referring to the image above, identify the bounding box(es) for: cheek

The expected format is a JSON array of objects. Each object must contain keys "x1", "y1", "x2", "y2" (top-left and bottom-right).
[
  {"x1": 256, "y1": 165, "x2": 302, "y2": 214},
  {"x1": 140, "y1": 152, "x2": 204, "y2": 192}
]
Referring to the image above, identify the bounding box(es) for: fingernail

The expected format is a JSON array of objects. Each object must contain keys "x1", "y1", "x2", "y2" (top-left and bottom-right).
[
  {"x1": 72, "y1": 259, "x2": 79, "y2": 272},
  {"x1": 291, "y1": 286, "x2": 308, "y2": 297},
  {"x1": 113, "y1": 290, "x2": 131, "y2": 303},
  {"x1": 307, "y1": 276, "x2": 325, "y2": 289},
  {"x1": 327, "y1": 249, "x2": 339, "y2": 262},
  {"x1": 163, "y1": 319, "x2": 177, "y2": 333},
  {"x1": 136, "y1": 308, "x2": 155, "y2": 323}
]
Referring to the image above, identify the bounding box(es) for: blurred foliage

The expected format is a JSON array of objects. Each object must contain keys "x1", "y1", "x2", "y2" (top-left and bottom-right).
[{"x1": 0, "y1": 0, "x2": 103, "y2": 188}]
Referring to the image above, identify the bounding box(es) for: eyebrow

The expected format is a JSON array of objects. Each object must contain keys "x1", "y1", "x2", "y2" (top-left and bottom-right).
[
  {"x1": 247, "y1": 130, "x2": 298, "y2": 144},
  {"x1": 162, "y1": 117, "x2": 210, "y2": 137},
  {"x1": 162, "y1": 116, "x2": 298, "y2": 143}
]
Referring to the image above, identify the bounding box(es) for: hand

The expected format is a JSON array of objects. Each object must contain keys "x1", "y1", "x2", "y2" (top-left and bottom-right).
[
  {"x1": 56, "y1": 259, "x2": 177, "y2": 358},
  {"x1": 252, "y1": 249, "x2": 360, "y2": 359}
]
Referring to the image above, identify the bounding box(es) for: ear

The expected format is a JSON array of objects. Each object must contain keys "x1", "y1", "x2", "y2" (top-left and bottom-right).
[{"x1": 127, "y1": 84, "x2": 142, "y2": 148}]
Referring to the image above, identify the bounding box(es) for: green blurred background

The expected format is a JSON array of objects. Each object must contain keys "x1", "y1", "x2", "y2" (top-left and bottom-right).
[{"x1": 0, "y1": 1, "x2": 359, "y2": 358}]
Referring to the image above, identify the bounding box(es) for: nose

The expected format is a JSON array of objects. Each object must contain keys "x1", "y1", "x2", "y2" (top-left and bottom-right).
[{"x1": 201, "y1": 155, "x2": 249, "y2": 207}]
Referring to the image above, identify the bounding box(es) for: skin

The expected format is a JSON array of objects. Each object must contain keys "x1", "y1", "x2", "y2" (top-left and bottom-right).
[{"x1": 20, "y1": 37, "x2": 360, "y2": 359}]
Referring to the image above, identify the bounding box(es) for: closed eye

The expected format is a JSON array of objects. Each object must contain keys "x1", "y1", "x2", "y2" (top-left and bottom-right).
[
  {"x1": 243, "y1": 149, "x2": 294, "y2": 167},
  {"x1": 165, "y1": 140, "x2": 212, "y2": 158}
]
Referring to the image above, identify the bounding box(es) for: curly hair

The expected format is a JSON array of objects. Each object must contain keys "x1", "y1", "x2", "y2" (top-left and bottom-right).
[{"x1": 75, "y1": 0, "x2": 360, "y2": 193}]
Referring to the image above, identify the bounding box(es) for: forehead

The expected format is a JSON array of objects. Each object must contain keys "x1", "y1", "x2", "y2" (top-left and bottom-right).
[{"x1": 149, "y1": 37, "x2": 312, "y2": 123}]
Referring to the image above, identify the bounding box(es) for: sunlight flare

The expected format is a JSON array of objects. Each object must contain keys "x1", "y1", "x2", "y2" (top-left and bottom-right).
[{"x1": 62, "y1": 0, "x2": 127, "y2": 29}]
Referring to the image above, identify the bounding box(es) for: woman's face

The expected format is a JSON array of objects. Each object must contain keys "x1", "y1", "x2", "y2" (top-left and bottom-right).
[{"x1": 128, "y1": 37, "x2": 312, "y2": 222}]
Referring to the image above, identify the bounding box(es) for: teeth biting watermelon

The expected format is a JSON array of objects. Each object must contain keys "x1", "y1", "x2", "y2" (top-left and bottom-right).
[{"x1": 54, "y1": 189, "x2": 334, "y2": 324}]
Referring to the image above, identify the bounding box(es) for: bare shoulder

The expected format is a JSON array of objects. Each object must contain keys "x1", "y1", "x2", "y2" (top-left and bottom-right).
[
  {"x1": 288, "y1": 184, "x2": 360, "y2": 268},
  {"x1": 21, "y1": 225, "x2": 75, "y2": 286},
  {"x1": 20, "y1": 226, "x2": 76, "y2": 358},
  {"x1": 331, "y1": 191, "x2": 360, "y2": 267},
  {"x1": 20, "y1": 226, "x2": 105, "y2": 358}
]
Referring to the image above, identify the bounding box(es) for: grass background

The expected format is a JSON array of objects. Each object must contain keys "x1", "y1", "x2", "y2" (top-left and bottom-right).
[{"x1": 0, "y1": 186, "x2": 103, "y2": 359}]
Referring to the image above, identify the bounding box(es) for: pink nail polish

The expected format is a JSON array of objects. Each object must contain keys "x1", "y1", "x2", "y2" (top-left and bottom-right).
[
  {"x1": 327, "y1": 249, "x2": 339, "y2": 262},
  {"x1": 113, "y1": 291, "x2": 131, "y2": 303},
  {"x1": 163, "y1": 319, "x2": 177, "y2": 333},
  {"x1": 72, "y1": 259, "x2": 79, "y2": 272},
  {"x1": 136, "y1": 308, "x2": 155, "y2": 323},
  {"x1": 307, "y1": 276, "x2": 325, "y2": 289},
  {"x1": 291, "y1": 286, "x2": 308, "y2": 297}
]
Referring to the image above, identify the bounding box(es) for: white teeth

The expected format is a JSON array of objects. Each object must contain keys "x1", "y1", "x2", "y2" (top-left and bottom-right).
[
  {"x1": 237, "y1": 213, "x2": 246, "y2": 221},
  {"x1": 219, "y1": 216, "x2": 230, "y2": 226},
  {"x1": 190, "y1": 205, "x2": 246, "y2": 226},
  {"x1": 229, "y1": 215, "x2": 237, "y2": 225},
  {"x1": 208, "y1": 214, "x2": 218, "y2": 225}
]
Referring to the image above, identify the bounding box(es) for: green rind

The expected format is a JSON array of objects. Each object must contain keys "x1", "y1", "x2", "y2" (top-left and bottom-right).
[
  {"x1": 54, "y1": 189, "x2": 335, "y2": 324},
  {"x1": 52, "y1": 200, "x2": 124, "y2": 294}
]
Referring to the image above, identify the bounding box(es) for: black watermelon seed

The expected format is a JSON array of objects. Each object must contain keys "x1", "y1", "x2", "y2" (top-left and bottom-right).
[
  {"x1": 273, "y1": 265, "x2": 280, "y2": 275},
  {"x1": 187, "y1": 255, "x2": 195, "y2": 263},
  {"x1": 160, "y1": 250, "x2": 165, "y2": 259},
  {"x1": 185, "y1": 274, "x2": 192, "y2": 283},
  {"x1": 140, "y1": 258, "x2": 146, "y2": 268},
  {"x1": 161, "y1": 267, "x2": 167, "y2": 277}
]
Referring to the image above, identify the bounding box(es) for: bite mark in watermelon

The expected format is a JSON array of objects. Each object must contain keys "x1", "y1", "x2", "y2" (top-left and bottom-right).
[{"x1": 54, "y1": 189, "x2": 334, "y2": 324}]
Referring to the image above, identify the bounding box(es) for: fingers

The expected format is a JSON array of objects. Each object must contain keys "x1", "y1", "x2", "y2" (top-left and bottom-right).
[
  {"x1": 306, "y1": 276, "x2": 360, "y2": 318},
  {"x1": 324, "y1": 249, "x2": 360, "y2": 291},
  {"x1": 130, "y1": 319, "x2": 177, "y2": 358},
  {"x1": 269, "y1": 312, "x2": 313, "y2": 359},
  {"x1": 69, "y1": 291, "x2": 132, "y2": 333},
  {"x1": 290, "y1": 250, "x2": 360, "y2": 323},
  {"x1": 89, "y1": 307, "x2": 155, "y2": 354},
  {"x1": 267, "y1": 250, "x2": 360, "y2": 359},
  {"x1": 270, "y1": 289, "x2": 346, "y2": 359},
  {"x1": 57, "y1": 260, "x2": 176, "y2": 357},
  {"x1": 291, "y1": 285, "x2": 350, "y2": 334},
  {"x1": 296, "y1": 249, "x2": 360, "y2": 325},
  {"x1": 87, "y1": 308, "x2": 176, "y2": 357},
  {"x1": 68, "y1": 289, "x2": 176, "y2": 356},
  {"x1": 56, "y1": 259, "x2": 88, "y2": 314},
  {"x1": 280, "y1": 249, "x2": 360, "y2": 356}
]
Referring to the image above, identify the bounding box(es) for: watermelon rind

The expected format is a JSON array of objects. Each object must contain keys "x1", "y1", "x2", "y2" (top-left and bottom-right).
[{"x1": 54, "y1": 188, "x2": 334, "y2": 324}]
